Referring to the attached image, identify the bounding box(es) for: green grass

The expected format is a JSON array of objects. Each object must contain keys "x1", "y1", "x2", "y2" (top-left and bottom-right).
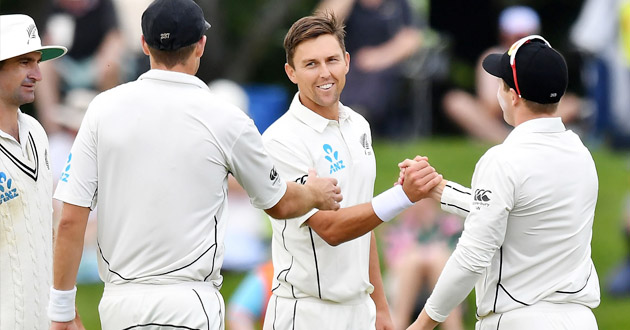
[{"x1": 76, "y1": 137, "x2": 630, "y2": 329}]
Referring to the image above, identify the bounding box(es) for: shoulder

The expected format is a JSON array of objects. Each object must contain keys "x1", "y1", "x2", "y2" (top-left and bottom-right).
[{"x1": 20, "y1": 113, "x2": 48, "y2": 143}]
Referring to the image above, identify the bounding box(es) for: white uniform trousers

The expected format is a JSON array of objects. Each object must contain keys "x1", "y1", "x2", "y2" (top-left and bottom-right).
[
  {"x1": 476, "y1": 301, "x2": 598, "y2": 330},
  {"x1": 99, "y1": 282, "x2": 225, "y2": 330},
  {"x1": 263, "y1": 294, "x2": 376, "y2": 330}
]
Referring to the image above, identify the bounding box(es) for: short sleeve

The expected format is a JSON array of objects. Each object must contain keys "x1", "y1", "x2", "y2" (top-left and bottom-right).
[
  {"x1": 263, "y1": 134, "x2": 318, "y2": 226},
  {"x1": 229, "y1": 120, "x2": 287, "y2": 210}
]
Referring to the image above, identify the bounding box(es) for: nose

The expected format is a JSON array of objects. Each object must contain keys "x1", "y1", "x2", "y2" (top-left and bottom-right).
[
  {"x1": 319, "y1": 63, "x2": 331, "y2": 78},
  {"x1": 28, "y1": 63, "x2": 43, "y2": 82}
]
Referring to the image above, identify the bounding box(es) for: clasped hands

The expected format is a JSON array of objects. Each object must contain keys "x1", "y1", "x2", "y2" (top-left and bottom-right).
[{"x1": 397, "y1": 156, "x2": 443, "y2": 202}]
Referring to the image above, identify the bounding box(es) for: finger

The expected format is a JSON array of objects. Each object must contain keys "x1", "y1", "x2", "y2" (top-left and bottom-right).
[
  {"x1": 414, "y1": 155, "x2": 428, "y2": 162},
  {"x1": 328, "y1": 177, "x2": 338, "y2": 186},
  {"x1": 398, "y1": 158, "x2": 416, "y2": 169},
  {"x1": 308, "y1": 168, "x2": 318, "y2": 178},
  {"x1": 427, "y1": 174, "x2": 443, "y2": 189}
]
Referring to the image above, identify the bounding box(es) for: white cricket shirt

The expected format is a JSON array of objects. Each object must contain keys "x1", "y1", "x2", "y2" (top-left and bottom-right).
[
  {"x1": 262, "y1": 93, "x2": 376, "y2": 303},
  {"x1": 54, "y1": 70, "x2": 287, "y2": 288},
  {"x1": 0, "y1": 111, "x2": 53, "y2": 329},
  {"x1": 426, "y1": 117, "x2": 600, "y2": 322}
]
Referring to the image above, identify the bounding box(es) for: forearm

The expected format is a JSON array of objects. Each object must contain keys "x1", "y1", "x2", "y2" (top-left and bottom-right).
[
  {"x1": 266, "y1": 181, "x2": 319, "y2": 219},
  {"x1": 307, "y1": 203, "x2": 383, "y2": 246},
  {"x1": 375, "y1": 28, "x2": 422, "y2": 68},
  {"x1": 53, "y1": 205, "x2": 91, "y2": 290},
  {"x1": 438, "y1": 180, "x2": 471, "y2": 218},
  {"x1": 369, "y1": 232, "x2": 391, "y2": 317},
  {"x1": 316, "y1": 0, "x2": 355, "y2": 21}
]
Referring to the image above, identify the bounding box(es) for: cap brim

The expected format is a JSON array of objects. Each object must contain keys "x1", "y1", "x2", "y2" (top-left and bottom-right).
[
  {"x1": 39, "y1": 46, "x2": 68, "y2": 62},
  {"x1": 482, "y1": 53, "x2": 504, "y2": 78}
]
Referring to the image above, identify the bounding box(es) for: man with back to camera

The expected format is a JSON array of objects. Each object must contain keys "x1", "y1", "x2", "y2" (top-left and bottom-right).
[
  {"x1": 403, "y1": 35, "x2": 600, "y2": 329},
  {"x1": 48, "y1": 0, "x2": 343, "y2": 329},
  {"x1": 261, "y1": 12, "x2": 442, "y2": 330},
  {"x1": 0, "y1": 14, "x2": 79, "y2": 329}
]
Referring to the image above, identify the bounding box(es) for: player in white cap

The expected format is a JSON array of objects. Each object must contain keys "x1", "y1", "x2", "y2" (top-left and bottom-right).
[
  {"x1": 406, "y1": 35, "x2": 600, "y2": 330},
  {"x1": 261, "y1": 12, "x2": 441, "y2": 330},
  {"x1": 0, "y1": 14, "x2": 68, "y2": 330},
  {"x1": 48, "y1": 0, "x2": 342, "y2": 329}
]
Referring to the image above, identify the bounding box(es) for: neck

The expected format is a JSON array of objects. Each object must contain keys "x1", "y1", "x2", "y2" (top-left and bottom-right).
[
  {"x1": 0, "y1": 104, "x2": 20, "y2": 141},
  {"x1": 298, "y1": 94, "x2": 339, "y2": 121},
  {"x1": 513, "y1": 106, "x2": 556, "y2": 127}
]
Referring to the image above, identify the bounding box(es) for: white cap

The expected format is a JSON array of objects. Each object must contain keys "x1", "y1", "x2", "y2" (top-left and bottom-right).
[
  {"x1": 54, "y1": 89, "x2": 98, "y2": 131},
  {"x1": 208, "y1": 79, "x2": 250, "y2": 115},
  {"x1": 499, "y1": 6, "x2": 540, "y2": 36},
  {"x1": 0, "y1": 14, "x2": 67, "y2": 62}
]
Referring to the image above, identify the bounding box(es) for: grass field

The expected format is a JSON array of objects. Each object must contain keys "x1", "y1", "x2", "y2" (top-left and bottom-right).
[{"x1": 75, "y1": 137, "x2": 630, "y2": 329}]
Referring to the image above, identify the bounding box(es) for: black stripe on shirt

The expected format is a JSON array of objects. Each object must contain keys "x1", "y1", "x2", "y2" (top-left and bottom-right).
[
  {"x1": 0, "y1": 133, "x2": 39, "y2": 181},
  {"x1": 308, "y1": 227, "x2": 322, "y2": 299}
]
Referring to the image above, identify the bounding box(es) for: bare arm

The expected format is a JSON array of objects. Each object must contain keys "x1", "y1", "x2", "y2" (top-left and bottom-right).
[
  {"x1": 307, "y1": 160, "x2": 441, "y2": 246},
  {"x1": 407, "y1": 309, "x2": 440, "y2": 330},
  {"x1": 353, "y1": 27, "x2": 423, "y2": 72},
  {"x1": 50, "y1": 203, "x2": 90, "y2": 329},
  {"x1": 369, "y1": 232, "x2": 394, "y2": 330},
  {"x1": 265, "y1": 169, "x2": 342, "y2": 219},
  {"x1": 316, "y1": 0, "x2": 356, "y2": 20}
]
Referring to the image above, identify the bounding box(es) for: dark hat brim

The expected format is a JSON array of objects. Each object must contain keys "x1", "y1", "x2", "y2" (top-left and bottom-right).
[{"x1": 482, "y1": 53, "x2": 505, "y2": 78}]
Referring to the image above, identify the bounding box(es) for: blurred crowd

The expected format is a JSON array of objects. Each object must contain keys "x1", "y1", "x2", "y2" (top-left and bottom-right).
[{"x1": 2, "y1": 0, "x2": 629, "y2": 328}]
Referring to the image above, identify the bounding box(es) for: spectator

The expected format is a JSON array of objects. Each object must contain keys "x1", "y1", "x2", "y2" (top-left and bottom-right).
[
  {"x1": 317, "y1": 0, "x2": 423, "y2": 137},
  {"x1": 36, "y1": 0, "x2": 125, "y2": 133},
  {"x1": 607, "y1": 174, "x2": 630, "y2": 296},
  {"x1": 227, "y1": 260, "x2": 275, "y2": 330},
  {"x1": 442, "y1": 6, "x2": 581, "y2": 145},
  {"x1": 385, "y1": 199, "x2": 463, "y2": 330},
  {"x1": 570, "y1": 0, "x2": 630, "y2": 148}
]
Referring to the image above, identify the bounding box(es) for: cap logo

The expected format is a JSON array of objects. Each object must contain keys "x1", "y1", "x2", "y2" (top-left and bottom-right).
[
  {"x1": 26, "y1": 23, "x2": 37, "y2": 44},
  {"x1": 160, "y1": 32, "x2": 170, "y2": 41}
]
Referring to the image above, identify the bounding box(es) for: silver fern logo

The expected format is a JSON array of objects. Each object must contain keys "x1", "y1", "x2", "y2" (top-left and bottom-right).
[
  {"x1": 26, "y1": 24, "x2": 37, "y2": 44},
  {"x1": 360, "y1": 133, "x2": 372, "y2": 155}
]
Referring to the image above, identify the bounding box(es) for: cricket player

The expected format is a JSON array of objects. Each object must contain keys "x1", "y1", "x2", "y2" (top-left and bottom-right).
[
  {"x1": 0, "y1": 14, "x2": 69, "y2": 329},
  {"x1": 48, "y1": 1, "x2": 342, "y2": 329},
  {"x1": 261, "y1": 12, "x2": 441, "y2": 330},
  {"x1": 406, "y1": 35, "x2": 600, "y2": 330}
]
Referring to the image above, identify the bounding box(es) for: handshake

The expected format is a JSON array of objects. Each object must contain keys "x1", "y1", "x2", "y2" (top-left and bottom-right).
[{"x1": 303, "y1": 155, "x2": 444, "y2": 213}]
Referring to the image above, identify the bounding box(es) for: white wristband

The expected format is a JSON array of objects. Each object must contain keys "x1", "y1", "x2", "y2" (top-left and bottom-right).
[
  {"x1": 48, "y1": 286, "x2": 77, "y2": 322},
  {"x1": 371, "y1": 185, "x2": 414, "y2": 222}
]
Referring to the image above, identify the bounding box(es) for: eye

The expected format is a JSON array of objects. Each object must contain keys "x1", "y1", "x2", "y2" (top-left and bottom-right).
[{"x1": 305, "y1": 62, "x2": 315, "y2": 67}]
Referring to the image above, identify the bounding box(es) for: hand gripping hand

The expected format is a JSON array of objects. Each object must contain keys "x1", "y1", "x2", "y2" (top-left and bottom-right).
[
  {"x1": 305, "y1": 169, "x2": 342, "y2": 211},
  {"x1": 398, "y1": 156, "x2": 443, "y2": 202}
]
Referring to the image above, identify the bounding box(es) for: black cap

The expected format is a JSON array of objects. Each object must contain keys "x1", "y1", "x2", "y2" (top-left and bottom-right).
[
  {"x1": 482, "y1": 37, "x2": 568, "y2": 104},
  {"x1": 141, "y1": 0, "x2": 211, "y2": 51}
]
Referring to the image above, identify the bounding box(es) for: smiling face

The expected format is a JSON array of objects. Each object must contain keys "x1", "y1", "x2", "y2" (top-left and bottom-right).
[
  {"x1": 0, "y1": 51, "x2": 43, "y2": 109},
  {"x1": 285, "y1": 34, "x2": 350, "y2": 119}
]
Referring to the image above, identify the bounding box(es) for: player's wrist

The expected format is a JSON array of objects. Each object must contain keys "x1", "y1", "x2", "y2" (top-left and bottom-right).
[
  {"x1": 48, "y1": 286, "x2": 77, "y2": 322},
  {"x1": 372, "y1": 185, "x2": 414, "y2": 222}
]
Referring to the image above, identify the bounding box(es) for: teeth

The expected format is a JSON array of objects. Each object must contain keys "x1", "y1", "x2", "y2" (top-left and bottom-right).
[{"x1": 319, "y1": 83, "x2": 333, "y2": 90}]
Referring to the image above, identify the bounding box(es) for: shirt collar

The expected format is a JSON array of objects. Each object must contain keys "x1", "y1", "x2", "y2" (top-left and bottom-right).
[
  {"x1": 504, "y1": 117, "x2": 566, "y2": 143},
  {"x1": 138, "y1": 69, "x2": 210, "y2": 91},
  {"x1": 288, "y1": 92, "x2": 351, "y2": 133}
]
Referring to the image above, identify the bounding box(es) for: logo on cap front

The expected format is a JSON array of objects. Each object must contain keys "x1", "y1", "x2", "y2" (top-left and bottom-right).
[{"x1": 26, "y1": 23, "x2": 37, "y2": 44}]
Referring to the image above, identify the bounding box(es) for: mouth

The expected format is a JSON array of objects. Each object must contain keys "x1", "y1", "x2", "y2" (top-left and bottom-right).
[{"x1": 317, "y1": 83, "x2": 334, "y2": 91}]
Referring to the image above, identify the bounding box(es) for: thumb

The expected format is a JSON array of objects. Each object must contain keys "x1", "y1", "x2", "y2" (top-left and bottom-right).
[{"x1": 308, "y1": 168, "x2": 318, "y2": 178}]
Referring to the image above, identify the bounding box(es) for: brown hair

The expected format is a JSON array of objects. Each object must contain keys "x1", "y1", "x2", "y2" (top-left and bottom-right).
[
  {"x1": 284, "y1": 11, "x2": 346, "y2": 67},
  {"x1": 147, "y1": 43, "x2": 197, "y2": 69},
  {"x1": 502, "y1": 80, "x2": 558, "y2": 114}
]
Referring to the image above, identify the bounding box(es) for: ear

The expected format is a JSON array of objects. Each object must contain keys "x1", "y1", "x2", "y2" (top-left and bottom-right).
[
  {"x1": 285, "y1": 63, "x2": 298, "y2": 84},
  {"x1": 196, "y1": 35, "x2": 207, "y2": 58},
  {"x1": 141, "y1": 35, "x2": 150, "y2": 56},
  {"x1": 509, "y1": 88, "x2": 521, "y2": 106},
  {"x1": 344, "y1": 51, "x2": 350, "y2": 74}
]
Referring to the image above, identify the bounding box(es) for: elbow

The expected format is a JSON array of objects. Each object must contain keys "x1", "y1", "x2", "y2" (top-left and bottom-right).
[
  {"x1": 265, "y1": 203, "x2": 291, "y2": 220},
  {"x1": 316, "y1": 228, "x2": 344, "y2": 246}
]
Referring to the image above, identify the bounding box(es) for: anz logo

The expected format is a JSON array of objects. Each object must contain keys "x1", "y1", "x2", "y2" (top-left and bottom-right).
[
  {"x1": 323, "y1": 144, "x2": 345, "y2": 174},
  {"x1": 60, "y1": 153, "x2": 72, "y2": 183},
  {"x1": 0, "y1": 172, "x2": 19, "y2": 205}
]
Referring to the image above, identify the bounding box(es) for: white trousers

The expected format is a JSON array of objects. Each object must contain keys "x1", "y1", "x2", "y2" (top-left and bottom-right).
[
  {"x1": 263, "y1": 294, "x2": 376, "y2": 330},
  {"x1": 476, "y1": 301, "x2": 598, "y2": 330},
  {"x1": 99, "y1": 282, "x2": 225, "y2": 330}
]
